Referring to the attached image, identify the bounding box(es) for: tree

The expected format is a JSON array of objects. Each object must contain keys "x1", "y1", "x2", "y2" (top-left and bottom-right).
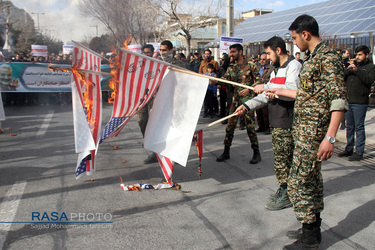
[
  {"x1": 159, "y1": 0, "x2": 225, "y2": 56},
  {"x1": 79, "y1": 0, "x2": 164, "y2": 46}
]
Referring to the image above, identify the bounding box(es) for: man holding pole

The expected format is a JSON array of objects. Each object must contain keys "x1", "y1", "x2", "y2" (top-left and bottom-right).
[
  {"x1": 236, "y1": 36, "x2": 301, "y2": 210},
  {"x1": 266, "y1": 15, "x2": 347, "y2": 249},
  {"x1": 216, "y1": 43, "x2": 261, "y2": 164}
]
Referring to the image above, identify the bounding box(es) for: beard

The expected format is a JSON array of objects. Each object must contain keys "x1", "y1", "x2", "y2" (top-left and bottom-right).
[{"x1": 272, "y1": 54, "x2": 281, "y2": 68}]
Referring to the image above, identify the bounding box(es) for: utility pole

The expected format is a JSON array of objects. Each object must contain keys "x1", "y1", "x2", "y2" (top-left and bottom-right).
[
  {"x1": 226, "y1": 0, "x2": 234, "y2": 37},
  {"x1": 31, "y1": 12, "x2": 45, "y2": 33},
  {"x1": 90, "y1": 25, "x2": 99, "y2": 37}
]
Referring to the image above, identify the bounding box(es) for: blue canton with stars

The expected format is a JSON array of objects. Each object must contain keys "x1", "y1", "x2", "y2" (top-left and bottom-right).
[{"x1": 99, "y1": 117, "x2": 129, "y2": 143}]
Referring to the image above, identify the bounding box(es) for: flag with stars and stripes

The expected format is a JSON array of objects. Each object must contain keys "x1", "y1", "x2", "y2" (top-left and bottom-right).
[
  {"x1": 71, "y1": 42, "x2": 102, "y2": 179},
  {"x1": 99, "y1": 48, "x2": 169, "y2": 143}
]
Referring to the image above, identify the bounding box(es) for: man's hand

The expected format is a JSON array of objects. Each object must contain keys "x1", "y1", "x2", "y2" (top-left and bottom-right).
[
  {"x1": 347, "y1": 64, "x2": 358, "y2": 71},
  {"x1": 235, "y1": 104, "x2": 247, "y2": 115},
  {"x1": 239, "y1": 88, "x2": 250, "y2": 96},
  {"x1": 317, "y1": 139, "x2": 334, "y2": 161},
  {"x1": 253, "y1": 84, "x2": 264, "y2": 94}
]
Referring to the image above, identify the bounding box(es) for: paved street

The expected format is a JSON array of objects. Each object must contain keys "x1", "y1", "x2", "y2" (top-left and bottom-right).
[{"x1": 0, "y1": 102, "x2": 374, "y2": 249}]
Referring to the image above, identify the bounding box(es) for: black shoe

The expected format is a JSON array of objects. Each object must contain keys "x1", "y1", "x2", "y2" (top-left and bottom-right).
[
  {"x1": 255, "y1": 128, "x2": 265, "y2": 132},
  {"x1": 340, "y1": 123, "x2": 346, "y2": 130},
  {"x1": 283, "y1": 227, "x2": 320, "y2": 250},
  {"x1": 348, "y1": 153, "x2": 363, "y2": 161},
  {"x1": 221, "y1": 120, "x2": 228, "y2": 124},
  {"x1": 286, "y1": 227, "x2": 322, "y2": 244},
  {"x1": 239, "y1": 124, "x2": 245, "y2": 130},
  {"x1": 144, "y1": 153, "x2": 158, "y2": 164},
  {"x1": 250, "y1": 149, "x2": 261, "y2": 164},
  {"x1": 338, "y1": 150, "x2": 353, "y2": 157},
  {"x1": 217, "y1": 146, "x2": 230, "y2": 162}
]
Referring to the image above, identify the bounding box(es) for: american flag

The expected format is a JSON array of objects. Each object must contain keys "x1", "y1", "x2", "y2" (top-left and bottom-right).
[
  {"x1": 71, "y1": 42, "x2": 102, "y2": 179},
  {"x1": 100, "y1": 49, "x2": 169, "y2": 142},
  {"x1": 195, "y1": 129, "x2": 203, "y2": 162},
  {"x1": 155, "y1": 153, "x2": 174, "y2": 183}
]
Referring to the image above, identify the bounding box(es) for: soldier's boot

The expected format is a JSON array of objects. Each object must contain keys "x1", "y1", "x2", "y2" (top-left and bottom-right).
[
  {"x1": 217, "y1": 146, "x2": 230, "y2": 162},
  {"x1": 286, "y1": 218, "x2": 322, "y2": 244},
  {"x1": 250, "y1": 148, "x2": 261, "y2": 164},
  {"x1": 144, "y1": 152, "x2": 158, "y2": 164},
  {"x1": 265, "y1": 186, "x2": 292, "y2": 210},
  {"x1": 283, "y1": 226, "x2": 320, "y2": 250}
]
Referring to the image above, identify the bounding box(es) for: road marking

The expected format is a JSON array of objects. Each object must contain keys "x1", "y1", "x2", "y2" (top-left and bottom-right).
[
  {"x1": 36, "y1": 110, "x2": 54, "y2": 137},
  {"x1": 0, "y1": 181, "x2": 27, "y2": 250}
]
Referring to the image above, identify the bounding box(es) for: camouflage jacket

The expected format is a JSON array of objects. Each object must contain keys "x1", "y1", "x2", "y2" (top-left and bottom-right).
[
  {"x1": 221, "y1": 59, "x2": 260, "y2": 103},
  {"x1": 293, "y1": 41, "x2": 348, "y2": 141}
]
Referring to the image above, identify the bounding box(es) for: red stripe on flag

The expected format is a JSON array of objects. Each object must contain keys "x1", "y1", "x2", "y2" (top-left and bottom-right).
[
  {"x1": 270, "y1": 77, "x2": 286, "y2": 85},
  {"x1": 155, "y1": 153, "x2": 174, "y2": 182}
]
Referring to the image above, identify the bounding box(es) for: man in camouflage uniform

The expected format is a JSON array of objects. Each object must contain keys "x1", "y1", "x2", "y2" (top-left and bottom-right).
[
  {"x1": 143, "y1": 41, "x2": 186, "y2": 164},
  {"x1": 236, "y1": 36, "x2": 301, "y2": 211},
  {"x1": 267, "y1": 15, "x2": 347, "y2": 249},
  {"x1": 216, "y1": 43, "x2": 261, "y2": 164}
]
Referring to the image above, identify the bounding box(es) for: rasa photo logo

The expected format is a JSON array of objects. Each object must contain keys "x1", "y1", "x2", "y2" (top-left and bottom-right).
[{"x1": 30, "y1": 211, "x2": 113, "y2": 230}]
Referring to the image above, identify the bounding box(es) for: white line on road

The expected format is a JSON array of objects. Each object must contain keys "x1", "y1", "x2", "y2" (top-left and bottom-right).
[
  {"x1": 0, "y1": 181, "x2": 27, "y2": 250},
  {"x1": 36, "y1": 110, "x2": 54, "y2": 137}
]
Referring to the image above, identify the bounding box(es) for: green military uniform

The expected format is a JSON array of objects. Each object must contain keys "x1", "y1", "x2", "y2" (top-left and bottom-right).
[
  {"x1": 288, "y1": 41, "x2": 347, "y2": 224},
  {"x1": 222, "y1": 60, "x2": 260, "y2": 149},
  {"x1": 272, "y1": 127, "x2": 294, "y2": 185}
]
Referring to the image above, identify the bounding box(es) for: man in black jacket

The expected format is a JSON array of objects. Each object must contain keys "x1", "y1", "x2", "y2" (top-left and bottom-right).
[{"x1": 339, "y1": 45, "x2": 375, "y2": 161}]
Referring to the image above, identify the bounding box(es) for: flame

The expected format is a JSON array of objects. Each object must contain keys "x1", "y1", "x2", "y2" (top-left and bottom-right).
[
  {"x1": 108, "y1": 47, "x2": 120, "y2": 104},
  {"x1": 48, "y1": 64, "x2": 96, "y2": 129},
  {"x1": 123, "y1": 34, "x2": 132, "y2": 50},
  {"x1": 107, "y1": 35, "x2": 132, "y2": 103}
]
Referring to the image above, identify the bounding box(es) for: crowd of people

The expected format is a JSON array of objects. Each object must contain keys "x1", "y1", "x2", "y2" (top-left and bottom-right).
[
  {"x1": 1, "y1": 14, "x2": 374, "y2": 249},
  {"x1": 137, "y1": 14, "x2": 374, "y2": 250}
]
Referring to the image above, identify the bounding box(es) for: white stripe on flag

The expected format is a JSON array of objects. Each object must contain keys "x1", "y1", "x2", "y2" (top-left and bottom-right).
[{"x1": 155, "y1": 153, "x2": 174, "y2": 182}]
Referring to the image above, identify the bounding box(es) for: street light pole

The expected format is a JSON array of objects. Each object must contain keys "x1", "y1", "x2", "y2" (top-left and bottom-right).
[{"x1": 31, "y1": 12, "x2": 45, "y2": 33}]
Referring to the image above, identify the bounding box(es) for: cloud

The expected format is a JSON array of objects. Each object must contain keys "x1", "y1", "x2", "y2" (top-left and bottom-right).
[
  {"x1": 267, "y1": 1, "x2": 285, "y2": 7},
  {"x1": 10, "y1": 0, "x2": 106, "y2": 43}
]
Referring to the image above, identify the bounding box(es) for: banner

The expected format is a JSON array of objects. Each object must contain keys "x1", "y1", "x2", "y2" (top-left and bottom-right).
[
  {"x1": 31, "y1": 45, "x2": 48, "y2": 57},
  {"x1": 220, "y1": 36, "x2": 244, "y2": 54},
  {"x1": 0, "y1": 63, "x2": 111, "y2": 92},
  {"x1": 63, "y1": 45, "x2": 74, "y2": 55}
]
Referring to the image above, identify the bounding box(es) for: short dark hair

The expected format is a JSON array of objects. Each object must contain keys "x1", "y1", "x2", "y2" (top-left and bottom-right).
[
  {"x1": 260, "y1": 52, "x2": 267, "y2": 56},
  {"x1": 204, "y1": 49, "x2": 212, "y2": 55},
  {"x1": 264, "y1": 36, "x2": 287, "y2": 54},
  {"x1": 160, "y1": 40, "x2": 173, "y2": 50},
  {"x1": 355, "y1": 45, "x2": 370, "y2": 55},
  {"x1": 178, "y1": 53, "x2": 186, "y2": 59},
  {"x1": 289, "y1": 14, "x2": 319, "y2": 37},
  {"x1": 229, "y1": 43, "x2": 243, "y2": 53},
  {"x1": 295, "y1": 52, "x2": 301, "y2": 55},
  {"x1": 194, "y1": 52, "x2": 200, "y2": 56},
  {"x1": 142, "y1": 44, "x2": 154, "y2": 53},
  {"x1": 207, "y1": 63, "x2": 214, "y2": 69}
]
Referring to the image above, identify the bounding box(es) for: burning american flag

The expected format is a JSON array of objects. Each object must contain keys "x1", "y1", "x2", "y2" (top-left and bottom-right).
[
  {"x1": 71, "y1": 42, "x2": 102, "y2": 179},
  {"x1": 99, "y1": 48, "x2": 168, "y2": 142}
]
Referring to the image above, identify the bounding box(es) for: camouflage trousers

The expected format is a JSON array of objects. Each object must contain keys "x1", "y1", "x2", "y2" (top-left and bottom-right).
[
  {"x1": 137, "y1": 97, "x2": 154, "y2": 137},
  {"x1": 287, "y1": 133, "x2": 323, "y2": 224},
  {"x1": 224, "y1": 98, "x2": 259, "y2": 150},
  {"x1": 271, "y1": 128, "x2": 293, "y2": 185}
]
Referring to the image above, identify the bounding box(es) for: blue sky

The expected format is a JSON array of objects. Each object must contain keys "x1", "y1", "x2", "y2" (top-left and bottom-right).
[{"x1": 9, "y1": 0, "x2": 328, "y2": 43}]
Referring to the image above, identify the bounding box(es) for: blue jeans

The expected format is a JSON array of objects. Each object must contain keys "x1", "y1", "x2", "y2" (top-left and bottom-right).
[{"x1": 345, "y1": 104, "x2": 368, "y2": 155}]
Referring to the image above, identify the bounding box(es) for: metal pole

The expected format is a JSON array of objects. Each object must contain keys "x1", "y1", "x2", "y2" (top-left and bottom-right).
[{"x1": 226, "y1": 0, "x2": 234, "y2": 37}]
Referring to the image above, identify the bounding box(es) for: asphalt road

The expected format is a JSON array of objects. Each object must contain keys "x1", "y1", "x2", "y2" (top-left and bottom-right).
[{"x1": 0, "y1": 102, "x2": 374, "y2": 250}]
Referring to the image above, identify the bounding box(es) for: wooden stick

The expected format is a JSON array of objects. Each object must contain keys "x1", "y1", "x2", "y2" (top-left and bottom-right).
[
  {"x1": 196, "y1": 113, "x2": 239, "y2": 131},
  {"x1": 48, "y1": 65, "x2": 112, "y2": 76},
  {"x1": 169, "y1": 66, "x2": 254, "y2": 91}
]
